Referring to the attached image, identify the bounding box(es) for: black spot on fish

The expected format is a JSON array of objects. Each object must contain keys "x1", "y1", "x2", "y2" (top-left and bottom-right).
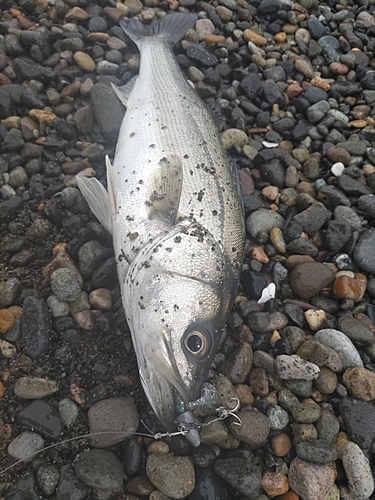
[
  {"x1": 197, "y1": 190, "x2": 204, "y2": 202},
  {"x1": 212, "y1": 210, "x2": 218, "y2": 216},
  {"x1": 149, "y1": 144, "x2": 156, "y2": 148},
  {"x1": 183, "y1": 154, "x2": 189, "y2": 159},
  {"x1": 130, "y1": 132, "x2": 135, "y2": 137}
]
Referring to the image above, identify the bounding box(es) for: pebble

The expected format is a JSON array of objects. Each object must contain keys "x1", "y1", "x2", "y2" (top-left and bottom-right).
[
  {"x1": 89, "y1": 288, "x2": 112, "y2": 311},
  {"x1": 338, "y1": 316, "x2": 374, "y2": 345},
  {"x1": 50, "y1": 268, "x2": 82, "y2": 302},
  {"x1": 276, "y1": 355, "x2": 320, "y2": 380},
  {"x1": 289, "y1": 262, "x2": 335, "y2": 299},
  {"x1": 314, "y1": 329, "x2": 364, "y2": 369},
  {"x1": 0, "y1": 308, "x2": 14, "y2": 334},
  {"x1": 127, "y1": 475, "x2": 155, "y2": 496},
  {"x1": 221, "y1": 128, "x2": 248, "y2": 149},
  {"x1": 332, "y1": 276, "x2": 362, "y2": 301},
  {"x1": 339, "y1": 398, "x2": 375, "y2": 449},
  {"x1": 218, "y1": 341, "x2": 252, "y2": 384},
  {"x1": 18, "y1": 400, "x2": 63, "y2": 439},
  {"x1": 88, "y1": 397, "x2": 138, "y2": 447},
  {"x1": 214, "y1": 458, "x2": 262, "y2": 497},
  {"x1": 341, "y1": 441, "x2": 374, "y2": 499},
  {"x1": 296, "y1": 439, "x2": 337, "y2": 464},
  {"x1": 0, "y1": 339, "x2": 16, "y2": 358},
  {"x1": 266, "y1": 405, "x2": 289, "y2": 430},
  {"x1": 292, "y1": 402, "x2": 321, "y2": 423},
  {"x1": 7, "y1": 431, "x2": 45, "y2": 462},
  {"x1": 246, "y1": 208, "x2": 285, "y2": 240},
  {"x1": 58, "y1": 398, "x2": 79, "y2": 428},
  {"x1": 22, "y1": 296, "x2": 50, "y2": 360},
  {"x1": 315, "y1": 409, "x2": 340, "y2": 443},
  {"x1": 146, "y1": 454, "x2": 195, "y2": 499},
  {"x1": 271, "y1": 433, "x2": 292, "y2": 457},
  {"x1": 229, "y1": 409, "x2": 270, "y2": 446},
  {"x1": 342, "y1": 367, "x2": 375, "y2": 402},
  {"x1": 288, "y1": 458, "x2": 336, "y2": 500},
  {"x1": 353, "y1": 229, "x2": 375, "y2": 274},
  {"x1": 261, "y1": 472, "x2": 289, "y2": 497},
  {"x1": 37, "y1": 465, "x2": 60, "y2": 496},
  {"x1": 47, "y1": 295, "x2": 69, "y2": 318},
  {"x1": 14, "y1": 376, "x2": 58, "y2": 399},
  {"x1": 75, "y1": 449, "x2": 124, "y2": 491},
  {"x1": 78, "y1": 240, "x2": 110, "y2": 277}
]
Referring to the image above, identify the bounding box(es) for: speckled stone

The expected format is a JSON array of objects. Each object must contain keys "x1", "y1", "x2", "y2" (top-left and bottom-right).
[
  {"x1": 146, "y1": 453, "x2": 195, "y2": 499},
  {"x1": 229, "y1": 409, "x2": 270, "y2": 446},
  {"x1": 276, "y1": 355, "x2": 320, "y2": 380},
  {"x1": 219, "y1": 342, "x2": 253, "y2": 384},
  {"x1": 342, "y1": 441, "x2": 374, "y2": 499},
  {"x1": 288, "y1": 458, "x2": 337, "y2": 500},
  {"x1": 314, "y1": 329, "x2": 363, "y2": 369},
  {"x1": 342, "y1": 367, "x2": 375, "y2": 401}
]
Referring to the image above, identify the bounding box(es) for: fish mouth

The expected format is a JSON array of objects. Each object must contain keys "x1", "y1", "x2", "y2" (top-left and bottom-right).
[{"x1": 138, "y1": 347, "x2": 204, "y2": 431}]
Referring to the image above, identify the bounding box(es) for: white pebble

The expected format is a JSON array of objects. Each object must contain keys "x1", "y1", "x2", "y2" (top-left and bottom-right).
[
  {"x1": 331, "y1": 162, "x2": 345, "y2": 177},
  {"x1": 8, "y1": 432, "x2": 45, "y2": 461},
  {"x1": 258, "y1": 283, "x2": 276, "y2": 304},
  {"x1": 276, "y1": 354, "x2": 320, "y2": 380},
  {"x1": 342, "y1": 441, "x2": 374, "y2": 499}
]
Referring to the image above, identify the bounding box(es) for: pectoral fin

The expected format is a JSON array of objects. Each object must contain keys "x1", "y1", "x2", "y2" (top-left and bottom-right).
[
  {"x1": 146, "y1": 154, "x2": 183, "y2": 226},
  {"x1": 77, "y1": 175, "x2": 113, "y2": 234}
]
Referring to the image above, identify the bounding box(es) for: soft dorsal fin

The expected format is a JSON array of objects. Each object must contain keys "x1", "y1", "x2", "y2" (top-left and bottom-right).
[
  {"x1": 146, "y1": 154, "x2": 183, "y2": 227},
  {"x1": 110, "y1": 77, "x2": 138, "y2": 107}
]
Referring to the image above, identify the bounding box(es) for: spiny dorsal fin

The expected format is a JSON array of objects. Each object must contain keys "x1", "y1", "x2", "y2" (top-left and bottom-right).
[{"x1": 146, "y1": 154, "x2": 183, "y2": 227}]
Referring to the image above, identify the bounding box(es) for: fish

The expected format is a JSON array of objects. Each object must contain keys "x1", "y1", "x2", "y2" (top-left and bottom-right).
[{"x1": 77, "y1": 12, "x2": 245, "y2": 431}]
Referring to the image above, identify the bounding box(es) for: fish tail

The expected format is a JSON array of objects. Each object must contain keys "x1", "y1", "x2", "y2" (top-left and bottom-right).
[{"x1": 120, "y1": 12, "x2": 197, "y2": 47}]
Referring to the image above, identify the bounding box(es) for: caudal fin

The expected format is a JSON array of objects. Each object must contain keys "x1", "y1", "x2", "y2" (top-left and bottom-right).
[{"x1": 120, "y1": 13, "x2": 197, "y2": 47}]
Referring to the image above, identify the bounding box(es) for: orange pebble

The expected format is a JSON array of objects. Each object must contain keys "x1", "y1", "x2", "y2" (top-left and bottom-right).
[
  {"x1": 53, "y1": 243, "x2": 67, "y2": 255},
  {"x1": 261, "y1": 472, "x2": 289, "y2": 497},
  {"x1": 332, "y1": 275, "x2": 362, "y2": 300},
  {"x1": 0, "y1": 309, "x2": 15, "y2": 334},
  {"x1": 251, "y1": 246, "x2": 269, "y2": 264},
  {"x1": 37, "y1": 203, "x2": 45, "y2": 211},
  {"x1": 271, "y1": 433, "x2": 292, "y2": 457},
  {"x1": 9, "y1": 7, "x2": 21, "y2": 16},
  {"x1": 0, "y1": 381, "x2": 4, "y2": 397}
]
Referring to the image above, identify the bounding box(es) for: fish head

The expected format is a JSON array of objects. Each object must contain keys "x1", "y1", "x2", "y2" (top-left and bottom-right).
[{"x1": 123, "y1": 221, "x2": 236, "y2": 429}]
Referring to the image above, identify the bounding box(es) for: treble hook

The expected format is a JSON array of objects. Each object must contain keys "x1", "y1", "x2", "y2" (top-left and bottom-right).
[{"x1": 216, "y1": 397, "x2": 242, "y2": 426}]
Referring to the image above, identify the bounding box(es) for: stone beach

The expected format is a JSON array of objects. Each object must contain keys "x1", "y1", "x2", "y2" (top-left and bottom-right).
[{"x1": 1, "y1": 0, "x2": 375, "y2": 498}]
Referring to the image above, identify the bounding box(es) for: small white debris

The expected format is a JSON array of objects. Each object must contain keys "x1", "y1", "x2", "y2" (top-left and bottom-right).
[
  {"x1": 258, "y1": 283, "x2": 276, "y2": 304},
  {"x1": 262, "y1": 141, "x2": 279, "y2": 148},
  {"x1": 331, "y1": 162, "x2": 345, "y2": 177}
]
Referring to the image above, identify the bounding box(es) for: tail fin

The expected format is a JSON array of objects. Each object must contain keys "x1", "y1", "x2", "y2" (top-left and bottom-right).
[{"x1": 120, "y1": 13, "x2": 197, "y2": 47}]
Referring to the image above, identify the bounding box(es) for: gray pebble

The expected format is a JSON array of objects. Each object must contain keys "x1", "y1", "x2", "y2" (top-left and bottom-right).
[
  {"x1": 8, "y1": 166, "x2": 28, "y2": 188},
  {"x1": 0, "y1": 277, "x2": 19, "y2": 307},
  {"x1": 296, "y1": 439, "x2": 337, "y2": 464},
  {"x1": 266, "y1": 405, "x2": 289, "y2": 430},
  {"x1": 315, "y1": 409, "x2": 340, "y2": 443},
  {"x1": 245, "y1": 208, "x2": 285, "y2": 240},
  {"x1": 219, "y1": 341, "x2": 253, "y2": 384},
  {"x1": 7, "y1": 431, "x2": 45, "y2": 461},
  {"x1": 50, "y1": 268, "x2": 82, "y2": 302},
  {"x1": 292, "y1": 402, "x2": 321, "y2": 423},
  {"x1": 78, "y1": 240, "x2": 110, "y2": 277},
  {"x1": 47, "y1": 295, "x2": 70, "y2": 318},
  {"x1": 278, "y1": 387, "x2": 300, "y2": 413},
  {"x1": 58, "y1": 398, "x2": 79, "y2": 428},
  {"x1": 75, "y1": 449, "x2": 124, "y2": 491},
  {"x1": 214, "y1": 458, "x2": 261, "y2": 497},
  {"x1": 146, "y1": 453, "x2": 195, "y2": 499},
  {"x1": 22, "y1": 296, "x2": 50, "y2": 360},
  {"x1": 342, "y1": 441, "x2": 374, "y2": 499},
  {"x1": 334, "y1": 206, "x2": 363, "y2": 231},
  {"x1": 283, "y1": 379, "x2": 313, "y2": 398},
  {"x1": 88, "y1": 397, "x2": 139, "y2": 447},
  {"x1": 337, "y1": 316, "x2": 374, "y2": 345},
  {"x1": 314, "y1": 329, "x2": 364, "y2": 369},
  {"x1": 14, "y1": 376, "x2": 59, "y2": 399},
  {"x1": 353, "y1": 229, "x2": 375, "y2": 274},
  {"x1": 37, "y1": 465, "x2": 60, "y2": 496}
]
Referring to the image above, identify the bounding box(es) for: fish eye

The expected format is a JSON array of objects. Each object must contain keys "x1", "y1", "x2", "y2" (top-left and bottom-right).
[{"x1": 184, "y1": 329, "x2": 210, "y2": 358}]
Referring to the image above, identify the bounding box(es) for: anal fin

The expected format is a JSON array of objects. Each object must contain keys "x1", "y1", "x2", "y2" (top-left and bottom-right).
[
  {"x1": 147, "y1": 154, "x2": 183, "y2": 227},
  {"x1": 105, "y1": 155, "x2": 116, "y2": 218},
  {"x1": 77, "y1": 175, "x2": 113, "y2": 235}
]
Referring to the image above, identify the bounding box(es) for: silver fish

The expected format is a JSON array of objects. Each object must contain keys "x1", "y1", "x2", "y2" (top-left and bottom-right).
[{"x1": 78, "y1": 13, "x2": 245, "y2": 430}]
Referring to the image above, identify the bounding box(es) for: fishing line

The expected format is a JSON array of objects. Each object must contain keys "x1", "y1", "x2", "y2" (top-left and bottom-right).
[{"x1": 0, "y1": 399, "x2": 242, "y2": 476}]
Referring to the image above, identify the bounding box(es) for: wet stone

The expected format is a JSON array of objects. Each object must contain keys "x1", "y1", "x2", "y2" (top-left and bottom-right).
[
  {"x1": 88, "y1": 397, "x2": 139, "y2": 447},
  {"x1": 189, "y1": 467, "x2": 228, "y2": 500},
  {"x1": 123, "y1": 437, "x2": 143, "y2": 476},
  {"x1": 146, "y1": 453, "x2": 195, "y2": 499},
  {"x1": 229, "y1": 409, "x2": 270, "y2": 446},
  {"x1": 214, "y1": 458, "x2": 261, "y2": 497},
  {"x1": 339, "y1": 398, "x2": 375, "y2": 449},
  {"x1": 22, "y1": 296, "x2": 50, "y2": 360},
  {"x1": 218, "y1": 341, "x2": 253, "y2": 384},
  {"x1": 37, "y1": 465, "x2": 60, "y2": 496},
  {"x1": 14, "y1": 376, "x2": 59, "y2": 399},
  {"x1": 75, "y1": 449, "x2": 123, "y2": 491},
  {"x1": 191, "y1": 444, "x2": 217, "y2": 468},
  {"x1": 56, "y1": 465, "x2": 89, "y2": 500},
  {"x1": 289, "y1": 262, "x2": 335, "y2": 299},
  {"x1": 341, "y1": 441, "x2": 374, "y2": 499},
  {"x1": 7, "y1": 431, "x2": 45, "y2": 462},
  {"x1": 17, "y1": 400, "x2": 63, "y2": 440},
  {"x1": 288, "y1": 458, "x2": 336, "y2": 500},
  {"x1": 314, "y1": 329, "x2": 363, "y2": 369}
]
